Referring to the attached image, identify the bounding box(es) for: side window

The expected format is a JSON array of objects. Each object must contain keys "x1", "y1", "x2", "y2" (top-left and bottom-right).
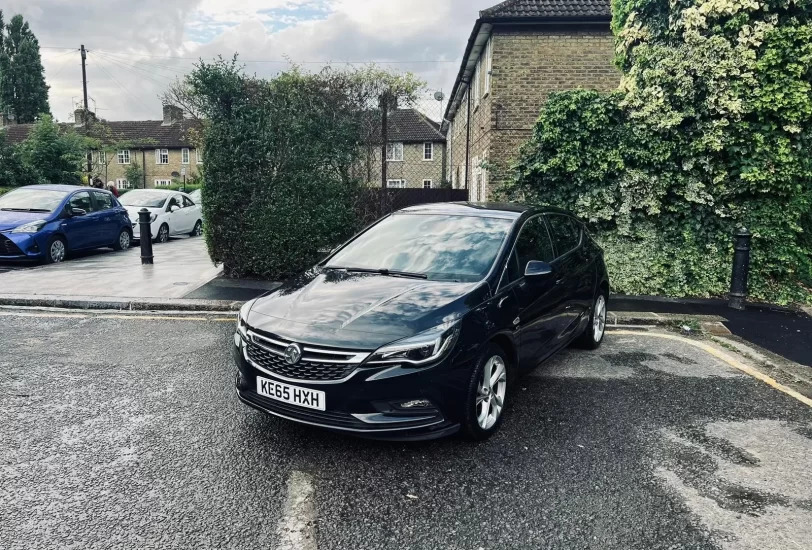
[
  {"x1": 167, "y1": 196, "x2": 182, "y2": 211},
  {"x1": 546, "y1": 215, "x2": 581, "y2": 257},
  {"x1": 69, "y1": 192, "x2": 92, "y2": 213},
  {"x1": 91, "y1": 191, "x2": 113, "y2": 211},
  {"x1": 182, "y1": 196, "x2": 194, "y2": 208},
  {"x1": 501, "y1": 217, "x2": 555, "y2": 287}
]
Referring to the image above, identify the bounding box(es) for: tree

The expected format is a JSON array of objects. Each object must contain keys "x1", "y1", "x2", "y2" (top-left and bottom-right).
[
  {"x1": 19, "y1": 115, "x2": 86, "y2": 185},
  {"x1": 0, "y1": 12, "x2": 50, "y2": 123},
  {"x1": 0, "y1": 130, "x2": 25, "y2": 186},
  {"x1": 124, "y1": 160, "x2": 145, "y2": 190}
]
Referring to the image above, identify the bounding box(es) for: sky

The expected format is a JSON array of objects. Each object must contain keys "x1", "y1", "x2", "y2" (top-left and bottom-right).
[{"x1": 3, "y1": 0, "x2": 498, "y2": 123}]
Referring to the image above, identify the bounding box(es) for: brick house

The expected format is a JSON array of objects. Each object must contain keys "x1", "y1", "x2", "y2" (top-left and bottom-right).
[
  {"x1": 2, "y1": 105, "x2": 203, "y2": 190},
  {"x1": 444, "y1": 0, "x2": 620, "y2": 200},
  {"x1": 358, "y1": 108, "x2": 447, "y2": 189}
]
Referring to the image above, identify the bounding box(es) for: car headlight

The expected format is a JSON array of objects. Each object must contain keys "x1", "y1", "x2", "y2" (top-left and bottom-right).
[
  {"x1": 11, "y1": 220, "x2": 47, "y2": 234},
  {"x1": 366, "y1": 320, "x2": 461, "y2": 367},
  {"x1": 149, "y1": 214, "x2": 157, "y2": 223},
  {"x1": 236, "y1": 300, "x2": 254, "y2": 339}
]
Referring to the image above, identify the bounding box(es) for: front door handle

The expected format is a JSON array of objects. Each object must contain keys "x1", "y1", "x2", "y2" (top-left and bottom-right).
[
  {"x1": 498, "y1": 296, "x2": 510, "y2": 309},
  {"x1": 555, "y1": 278, "x2": 565, "y2": 285}
]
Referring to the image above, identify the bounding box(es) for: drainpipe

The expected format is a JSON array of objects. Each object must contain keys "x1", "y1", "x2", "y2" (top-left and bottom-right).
[{"x1": 464, "y1": 85, "x2": 472, "y2": 191}]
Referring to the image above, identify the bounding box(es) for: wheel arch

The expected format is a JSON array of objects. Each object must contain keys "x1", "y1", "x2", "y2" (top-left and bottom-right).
[{"x1": 487, "y1": 332, "x2": 518, "y2": 370}]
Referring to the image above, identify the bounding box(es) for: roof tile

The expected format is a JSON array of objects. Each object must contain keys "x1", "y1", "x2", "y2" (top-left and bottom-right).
[{"x1": 481, "y1": 0, "x2": 611, "y2": 19}]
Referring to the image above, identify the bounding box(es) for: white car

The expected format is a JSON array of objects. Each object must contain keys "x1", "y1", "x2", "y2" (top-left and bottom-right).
[{"x1": 120, "y1": 189, "x2": 203, "y2": 243}]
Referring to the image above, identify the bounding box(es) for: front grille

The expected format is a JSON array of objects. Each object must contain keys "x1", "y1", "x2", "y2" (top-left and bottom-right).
[
  {"x1": 0, "y1": 235, "x2": 23, "y2": 256},
  {"x1": 245, "y1": 330, "x2": 370, "y2": 382}
]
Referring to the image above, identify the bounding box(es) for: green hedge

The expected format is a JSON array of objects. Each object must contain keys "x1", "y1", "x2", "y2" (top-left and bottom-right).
[{"x1": 501, "y1": 0, "x2": 812, "y2": 305}]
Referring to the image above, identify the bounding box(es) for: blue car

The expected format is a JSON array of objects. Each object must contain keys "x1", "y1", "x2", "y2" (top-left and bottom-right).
[{"x1": 0, "y1": 185, "x2": 133, "y2": 264}]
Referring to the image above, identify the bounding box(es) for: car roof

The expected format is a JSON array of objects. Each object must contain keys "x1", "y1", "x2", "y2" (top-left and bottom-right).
[
  {"x1": 396, "y1": 202, "x2": 574, "y2": 219},
  {"x1": 20, "y1": 184, "x2": 83, "y2": 192}
]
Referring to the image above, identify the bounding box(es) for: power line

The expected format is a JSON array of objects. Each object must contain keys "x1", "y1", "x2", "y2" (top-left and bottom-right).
[
  {"x1": 92, "y1": 51, "x2": 177, "y2": 87},
  {"x1": 89, "y1": 54, "x2": 155, "y2": 114},
  {"x1": 91, "y1": 48, "x2": 460, "y2": 64},
  {"x1": 47, "y1": 50, "x2": 79, "y2": 80}
]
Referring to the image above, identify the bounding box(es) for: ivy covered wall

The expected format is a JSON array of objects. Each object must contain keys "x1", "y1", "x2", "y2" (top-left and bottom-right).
[{"x1": 501, "y1": 0, "x2": 812, "y2": 305}]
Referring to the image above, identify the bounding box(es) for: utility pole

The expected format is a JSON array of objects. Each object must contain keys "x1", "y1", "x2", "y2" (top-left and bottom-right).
[
  {"x1": 380, "y1": 91, "x2": 389, "y2": 190},
  {"x1": 81, "y1": 45, "x2": 92, "y2": 176}
]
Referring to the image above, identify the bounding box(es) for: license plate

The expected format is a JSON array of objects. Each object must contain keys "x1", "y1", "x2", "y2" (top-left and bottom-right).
[{"x1": 256, "y1": 377, "x2": 326, "y2": 411}]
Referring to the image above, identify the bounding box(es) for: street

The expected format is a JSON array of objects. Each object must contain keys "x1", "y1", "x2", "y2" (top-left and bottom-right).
[{"x1": 2, "y1": 310, "x2": 810, "y2": 550}]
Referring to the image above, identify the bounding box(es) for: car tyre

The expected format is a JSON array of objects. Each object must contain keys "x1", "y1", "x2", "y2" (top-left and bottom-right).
[
  {"x1": 461, "y1": 343, "x2": 509, "y2": 441},
  {"x1": 44, "y1": 235, "x2": 67, "y2": 264},
  {"x1": 112, "y1": 228, "x2": 131, "y2": 251},
  {"x1": 574, "y1": 291, "x2": 608, "y2": 350},
  {"x1": 189, "y1": 220, "x2": 203, "y2": 237},
  {"x1": 155, "y1": 224, "x2": 169, "y2": 244}
]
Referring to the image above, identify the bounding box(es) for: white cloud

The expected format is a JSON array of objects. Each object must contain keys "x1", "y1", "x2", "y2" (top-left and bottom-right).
[{"x1": 3, "y1": 0, "x2": 494, "y2": 121}]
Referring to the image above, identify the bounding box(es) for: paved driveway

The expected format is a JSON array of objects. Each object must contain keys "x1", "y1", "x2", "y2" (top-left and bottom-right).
[{"x1": 2, "y1": 311, "x2": 810, "y2": 550}]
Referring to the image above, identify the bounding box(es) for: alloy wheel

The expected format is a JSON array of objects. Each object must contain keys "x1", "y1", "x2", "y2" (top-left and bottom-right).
[
  {"x1": 192, "y1": 221, "x2": 202, "y2": 236},
  {"x1": 158, "y1": 226, "x2": 169, "y2": 243},
  {"x1": 50, "y1": 240, "x2": 66, "y2": 263},
  {"x1": 476, "y1": 355, "x2": 507, "y2": 430},
  {"x1": 593, "y1": 294, "x2": 607, "y2": 342},
  {"x1": 120, "y1": 231, "x2": 131, "y2": 250}
]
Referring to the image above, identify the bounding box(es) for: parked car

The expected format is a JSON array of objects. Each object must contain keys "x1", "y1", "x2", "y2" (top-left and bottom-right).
[
  {"x1": 0, "y1": 184, "x2": 132, "y2": 264},
  {"x1": 233, "y1": 203, "x2": 609, "y2": 441},
  {"x1": 120, "y1": 189, "x2": 203, "y2": 243}
]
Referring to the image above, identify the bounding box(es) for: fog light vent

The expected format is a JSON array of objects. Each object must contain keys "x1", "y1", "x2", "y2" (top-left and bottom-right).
[{"x1": 400, "y1": 399, "x2": 432, "y2": 409}]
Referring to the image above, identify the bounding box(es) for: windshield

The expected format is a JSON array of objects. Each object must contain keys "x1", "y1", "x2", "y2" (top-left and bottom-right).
[
  {"x1": 327, "y1": 214, "x2": 514, "y2": 282},
  {"x1": 0, "y1": 188, "x2": 69, "y2": 212},
  {"x1": 120, "y1": 191, "x2": 169, "y2": 208}
]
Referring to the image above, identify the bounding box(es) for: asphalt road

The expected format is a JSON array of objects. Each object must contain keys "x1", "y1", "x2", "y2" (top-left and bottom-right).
[{"x1": 2, "y1": 311, "x2": 811, "y2": 550}]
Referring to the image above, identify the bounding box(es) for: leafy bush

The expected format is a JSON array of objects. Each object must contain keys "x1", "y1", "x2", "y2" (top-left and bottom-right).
[
  {"x1": 502, "y1": 0, "x2": 812, "y2": 305},
  {"x1": 186, "y1": 58, "x2": 422, "y2": 279}
]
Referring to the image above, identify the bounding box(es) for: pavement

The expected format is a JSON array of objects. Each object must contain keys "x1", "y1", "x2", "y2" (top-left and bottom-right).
[
  {"x1": 0, "y1": 236, "x2": 222, "y2": 300},
  {"x1": 2, "y1": 309, "x2": 811, "y2": 550}
]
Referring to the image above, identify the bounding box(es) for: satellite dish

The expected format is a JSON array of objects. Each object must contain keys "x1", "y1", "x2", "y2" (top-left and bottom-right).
[{"x1": 434, "y1": 91, "x2": 445, "y2": 102}]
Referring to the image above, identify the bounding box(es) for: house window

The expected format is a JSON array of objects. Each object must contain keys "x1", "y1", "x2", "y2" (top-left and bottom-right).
[
  {"x1": 423, "y1": 142, "x2": 433, "y2": 161},
  {"x1": 181, "y1": 148, "x2": 190, "y2": 165},
  {"x1": 386, "y1": 142, "x2": 403, "y2": 162},
  {"x1": 196, "y1": 149, "x2": 203, "y2": 164},
  {"x1": 155, "y1": 149, "x2": 169, "y2": 165},
  {"x1": 117, "y1": 150, "x2": 130, "y2": 165},
  {"x1": 387, "y1": 179, "x2": 406, "y2": 188},
  {"x1": 95, "y1": 151, "x2": 105, "y2": 165},
  {"x1": 423, "y1": 179, "x2": 433, "y2": 189},
  {"x1": 484, "y1": 39, "x2": 493, "y2": 95},
  {"x1": 155, "y1": 179, "x2": 172, "y2": 187},
  {"x1": 115, "y1": 178, "x2": 130, "y2": 190}
]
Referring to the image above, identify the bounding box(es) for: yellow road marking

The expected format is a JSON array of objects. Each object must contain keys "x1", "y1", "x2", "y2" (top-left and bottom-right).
[
  {"x1": 613, "y1": 330, "x2": 812, "y2": 408},
  {"x1": 0, "y1": 311, "x2": 235, "y2": 322}
]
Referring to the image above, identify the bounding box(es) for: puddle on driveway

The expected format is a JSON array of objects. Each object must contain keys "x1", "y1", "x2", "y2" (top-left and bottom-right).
[{"x1": 656, "y1": 420, "x2": 812, "y2": 550}]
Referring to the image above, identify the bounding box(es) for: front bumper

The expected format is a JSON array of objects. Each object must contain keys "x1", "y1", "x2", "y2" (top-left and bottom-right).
[
  {"x1": 131, "y1": 222, "x2": 157, "y2": 241},
  {"x1": 0, "y1": 232, "x2": 43, "y2": 260},
  {"x1": 233, "y1": 332, "x2": 465, "y2": 441}
]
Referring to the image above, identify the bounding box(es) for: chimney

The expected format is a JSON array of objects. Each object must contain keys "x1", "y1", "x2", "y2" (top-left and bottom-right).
[
  {"x1": 74, "y1": 109, "x2": 97, "y2": 127},
  {"x1": 162, "y1": 104, "x2": 183, "y2": 126}
]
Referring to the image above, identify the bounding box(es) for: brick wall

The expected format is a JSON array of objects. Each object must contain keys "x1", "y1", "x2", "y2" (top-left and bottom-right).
[{"x1": 447, "y1": 24, "x2": 620, "y2": 199}]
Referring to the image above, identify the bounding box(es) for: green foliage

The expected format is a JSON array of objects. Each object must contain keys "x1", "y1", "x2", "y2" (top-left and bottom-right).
[
  {"x1": 18, "y1": 115, "x2": 87, "y2": 185},
  {"x1": 0, "y1": 129, "x2": 25, "y2": 186},
  {"x1": 0, "y1": 12, "x2": 49, "y2": 123},
  {"x1": 503, "y1": 0, "x2": 812, "y2": 305},
  {"x1": 124, "y1": 161, "x2": 144, "y2": 190},
  {"x1": 186, "y1": 57, "x2": 424, "y2": 278}
]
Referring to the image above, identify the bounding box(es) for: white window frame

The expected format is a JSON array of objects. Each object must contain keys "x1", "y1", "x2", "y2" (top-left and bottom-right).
[
  {"x1": 386, "y1": 179, "x2": 406, "y2": 189},
  {"x1": 386, "y1": 142, "x2": 404, "y2": 162},
  {"x1": 484, "y1": 39, "x2": 493, "y2": 96},
  {"x1": 423, "y1": 142, "x2": 434, "y2": 161},
  {"x1": 423, "y1": 179, "x2": 433, "y2": 189},
  {"x1": 115, "y1": 178, "x2": 130, "y2": 190},
  {"x1": 155, "y1": 149, "x2": 169, "y2": 165},
  {"x1": 196, "y1": 149, "x2": 203, "y2": 164},
  {"x1": 181, "y1": 148, "x2": 190, "y2": 165},
  {"x1": 96, "y1": 151, "x2": 106, "y2": 165},
  {"x1": 154, "y1": 178, "x2": 172, "y2": 187},
  {"x1": 117, "y1": 149, "x2": 130, "y2": 165}
]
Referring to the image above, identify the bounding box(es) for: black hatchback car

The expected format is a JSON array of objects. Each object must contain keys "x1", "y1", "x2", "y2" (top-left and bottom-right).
[{"x1": 234, "y1": 203, "x2": 609, "y2": 440}]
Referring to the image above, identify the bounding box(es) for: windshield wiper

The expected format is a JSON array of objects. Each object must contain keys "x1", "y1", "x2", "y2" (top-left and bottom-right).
[
  {"x1": 0, "y1": 208, "x2": 51, "y2": 212},
  {"x1": 326, "y1": 266, "x2": 428, "y2": 280}
]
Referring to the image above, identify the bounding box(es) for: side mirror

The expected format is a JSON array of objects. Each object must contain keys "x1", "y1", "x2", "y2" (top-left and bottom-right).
[
  {"x1": 170, "y1": 205, "x2": 180, "y2": 213},
  {"x1": 70, "y1": 207, "x2": 87, "y2": 217},
  {"x1": 525, "y1": 261, "x2": 554, "y2": 281}
]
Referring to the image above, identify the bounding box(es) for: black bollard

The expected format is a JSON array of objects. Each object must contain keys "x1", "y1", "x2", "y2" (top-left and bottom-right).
[
  {"x1": 139, "y1": 208, "x2": 154, "y2": 265},
  {"x1": 728, "y1": 227, "x2": 752, "y2": 310}
]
